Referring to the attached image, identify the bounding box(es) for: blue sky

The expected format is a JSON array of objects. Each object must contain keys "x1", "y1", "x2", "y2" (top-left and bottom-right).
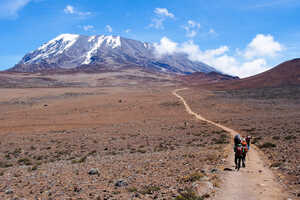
[{"x1": 0, "y1": 0, "x2": 299, "y2": 77}]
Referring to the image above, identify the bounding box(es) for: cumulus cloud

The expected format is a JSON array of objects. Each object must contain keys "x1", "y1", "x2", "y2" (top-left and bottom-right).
[
  {"x1": 105, "y1": 25, "x2": 113, "y2": 33},
  {"x1": 153, "y1": 35, "x2": 279, "y2": 78},
  {"x1": 83, "y1": 25, "x2": 94, "y2": 31},
  {"x1": 149, "y1": 8, "x2": 175, "y2": 29},
  {"x1": 153, "y1": 37, "x2": 178, "y2": 56},
  {"x1": 0, "y1": 0, "x2": 31, "y2": 18},
  {"x1": 244, "y1": 34, "x2": 283, "y2": 59},
  {"x1": 182, "y1": 20, "x2": 201, "y2": 38},
  {"x1": 154, "y1": 8, "x2": 175, "y2": 18},
  {"x1": 64, "y1": 5, "x2": 74, "y2": 14},
  {"x1": 64, "y1": 5, "x2": 91, "y2": 16}
]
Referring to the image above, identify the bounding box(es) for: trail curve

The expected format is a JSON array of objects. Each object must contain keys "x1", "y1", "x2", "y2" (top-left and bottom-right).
[{"x1": 172, "y1": 88, "x2": 290, "y2": 200}]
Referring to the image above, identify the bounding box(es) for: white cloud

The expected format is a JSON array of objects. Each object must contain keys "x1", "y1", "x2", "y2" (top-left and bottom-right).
[
  {"x1": 244, "y1": 34, "x2": 283, "y2": 59},
  {"x1": 154, "y1": 8, "x2": 174, "y2": 18},
  {"x1": 187, "y1": 20, "x2": 200, "y2": 28},
  {"x1": 149, "y1": 8, "x2": 175, "y2": 29},
  {"x1": 209, "y1": 28, "x2": 216, "y2": 35},
  {"x1": 183, "y1": 20, "x2": 201, "y2": 38},
  {"x1": 63, "y1": 5, "x2": 91, "y2": 16},
  {"x1": 153, "y1": 36, "x2": 276, "y2": 78},
  {"x1": 64, "y1": 5, "x2": 74, "y2": 14},
  {"x1": 83, "y1": 25, "x2": 94, "y2": 31},
  {"x1": 153, "y1": 37, "x2": 178, "y2": 56},
  {"x1": 0, "y1": 0, "x2": 31, "y2": 18},
  {"x1": 186, "y1": 30, "x2": 197, "y2": 38},
  {"x1": 105, "y1": 25, "x2": 113, "y2": 33},
  {"x1": 125, "y1": 29, "x2": 131, "y2": 33}
]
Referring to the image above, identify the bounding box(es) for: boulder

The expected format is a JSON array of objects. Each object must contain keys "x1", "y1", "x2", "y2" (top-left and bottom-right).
[
  {"x1": 115, "y1": 179, "x2": 128, "y2": 187},
  {"x1": 88, "y1": 168, "x2": 99, "y2": 175},
  {"x1": 193, "y1": 181, "x2": 214, "y2": 196}
]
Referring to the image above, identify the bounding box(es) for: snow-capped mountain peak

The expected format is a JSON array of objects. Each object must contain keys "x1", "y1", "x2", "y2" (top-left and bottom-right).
[{"x1": 12, "y1": 34, "x2": 217, "y2": 74}]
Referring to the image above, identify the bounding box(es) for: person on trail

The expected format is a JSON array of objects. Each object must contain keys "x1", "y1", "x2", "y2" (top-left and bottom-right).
[
  {"x1": 234, "y1": 134, "x2": 241, "y2": 152},
  {"x1": 235, "y1": 143, "x2": 243, "y2": 170},
  {"x1": 241, "y1": 139, "x2": 248, "y2": 168},
  {"x1": 246, "y1": 135, "x2": 252, "y2": 150}
]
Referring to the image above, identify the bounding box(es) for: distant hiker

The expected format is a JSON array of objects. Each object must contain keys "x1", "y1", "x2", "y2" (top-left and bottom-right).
[
  {"x1": 246, "y1": 135, "x2": 252, "y2": 150},
  {"x1": 241, "y1": 139, "x2": 248, "y2": 168},
  {"x1": 235, "y1": 143, "x2": 243, "y2": 170},
  {"x1": 184, "y1": 121, "x2": 188, "y2": 128},
  {"x1": 234, "y1": 134, "x2": 241, "y2": 152}
]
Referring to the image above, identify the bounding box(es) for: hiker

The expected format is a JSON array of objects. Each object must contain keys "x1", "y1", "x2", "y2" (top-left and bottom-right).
[
  {"x1": 233, "y1": 134, "x2": 241, "y2": 152},
  {"x1": 246, "y1": 135, "x2": 252, "y2": 150},
  {"x1": 241, "y1": 139, "x2": 248, "y2": 167},
  {"x1": 235, "y1": 143, "x2": 243, "y2": 170}
]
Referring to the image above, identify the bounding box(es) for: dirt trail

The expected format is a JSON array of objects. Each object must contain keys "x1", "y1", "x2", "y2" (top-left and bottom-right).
[{"x1": 173, "y1": 88, "x2": 289, "y2": 200}]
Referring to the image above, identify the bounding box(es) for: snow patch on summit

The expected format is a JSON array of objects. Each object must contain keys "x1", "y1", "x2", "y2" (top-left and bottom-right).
[
  {"x1": 27, "y1": 34, "x2": 79, "y2": 63},
  {"x1": 105, "y1": 36, "x2": 121, "y2": 49},
  {"x1": 82, "y1": 35, "x2": 121, "y2": 64},
  {"x1": 83, "y1": 35, "x2": 105, "y2": 64}
]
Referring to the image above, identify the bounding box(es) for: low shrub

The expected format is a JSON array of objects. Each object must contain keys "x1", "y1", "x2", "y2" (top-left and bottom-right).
[
  {"x1": 260, "y1": 142, "x2": 276, "y2": 148},
  {"x1": 272, "y1": 136, "x2": 280, "y2": 140},
  {"x1": 139, "y1": 185, "x2": 160, "y2": 195},
  {"x1": 174, "y1": 187, "x2": 204, "y2": 200},
  {"x1": 18, "y1": 158, "x2": 32, "y2": 166},
  {"x1": 284, "y1": 135, "x2": 296, "y2": 140},
  {"x1": 181, "y1": 172, "x2": 204, "y2": 183}
]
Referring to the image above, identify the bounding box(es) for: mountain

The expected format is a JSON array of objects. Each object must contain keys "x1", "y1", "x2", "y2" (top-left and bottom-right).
[
  {"x1": 179, "y1": 71, "x2": 239, "y2": 86},
  {"x1": 211, "y1": 58, "x2": 300, "y2": 90},
  {"x1": 10, "y1": 34, "x2": 216, "y2": 74}
]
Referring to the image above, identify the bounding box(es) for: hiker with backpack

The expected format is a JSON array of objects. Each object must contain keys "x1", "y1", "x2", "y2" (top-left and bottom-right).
[
  {"x1": 234, "y1": 134, "x2": 241, "y2": 152},
  {"x1": 246, "y1": 135, "x2": 252, "y2": 150},
  {"x1": 241, "y1": 138, "x2": 248, "y2": 168},
  {"x1": 234, "y1": 134, "x2": 242, "y2": 170},
  {"x1": 234, "y1": 134, "x2": 249, "y2": 170},
  {"x1": 235, "y1": 143, "x2": 243, "y2": 170}
]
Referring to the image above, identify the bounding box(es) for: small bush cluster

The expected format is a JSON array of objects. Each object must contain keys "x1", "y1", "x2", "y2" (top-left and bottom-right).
[
  {"x1": 180, "y1": 172, "x2": 204, "y2": 183},
  {"x1": 260, "y1": 142, "x2": 276, "y2": 148},
  {"x1": 174, "y1": 187, "x2": 204, "y2": 200},
  {"x1": 139, "y1": 185, "x2": 160, "y2": 195}
]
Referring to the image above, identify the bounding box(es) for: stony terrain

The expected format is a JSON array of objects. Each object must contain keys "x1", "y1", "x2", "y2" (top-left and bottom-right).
[
  {"x1": 180, "y1": 86, "x2": 300, "y2": 198},
  {"x1": 0, "y1": 64, "x2": 299, "y2": 199},
  {"x1": 0, "y1": 85, "x2": 229, "y2": 199}
]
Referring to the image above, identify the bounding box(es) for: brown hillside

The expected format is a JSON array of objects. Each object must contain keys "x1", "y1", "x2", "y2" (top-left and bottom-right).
[
  {"x1": 211, "y1": 58, "x2": 300, "y2": 90},
  {"x1": 179, "y1": 71, "x2": 239, "y2": 86}
]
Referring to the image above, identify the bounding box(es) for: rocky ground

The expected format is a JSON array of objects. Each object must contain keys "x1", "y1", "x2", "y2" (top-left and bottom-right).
[
  {"x1": 180, "y1": 86, "x2": 300, "y2": 198},
  {"x1": 0, "y1": 86, "x2": 229, "y2": 199}
]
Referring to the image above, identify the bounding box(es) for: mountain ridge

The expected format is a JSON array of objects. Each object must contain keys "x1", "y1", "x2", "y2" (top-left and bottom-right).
[{"x1": 9, "y1": 34, "x2": 217, "y2": 74}]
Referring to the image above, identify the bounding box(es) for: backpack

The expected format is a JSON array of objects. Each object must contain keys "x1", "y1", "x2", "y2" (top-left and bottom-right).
[
  {"x1": 234, "y1": 134, "x2": 241, "y2": 145},
  {"x1": 236, "y1": 145, "x2": 243, "y2": 156},
  {"x1": 243, "y1": 145, "x2": 248, "y2": 153},
  {"x1": 246, "y1": 136, "x2": 251, "y2": 143},
  {"x1": 242, "y1": 141, "x2": 248, "y2": 153}
]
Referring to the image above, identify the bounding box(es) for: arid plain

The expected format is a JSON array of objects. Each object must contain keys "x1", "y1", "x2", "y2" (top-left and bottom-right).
[{"x1": 0, "y1": 69, "x2": 299, "y2": 200}]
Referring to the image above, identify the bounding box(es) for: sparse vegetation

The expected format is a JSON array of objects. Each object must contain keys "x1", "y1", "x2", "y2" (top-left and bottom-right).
[
  {"x1": 0, "y1": 161, "x2": 13, "y2": 168},
  {"x1": 259, "y1": 142, "x2": 276, "y2": 149},
  {"x1": 284, "y1": 135, "x2": 296, "y2": 140},
  {"x1": 174, "y1": 187, "x2": 204, "y2": 200},
  {"x1": 127, "y1": 187, "x2": 138, "y2": 193},
  {"x1": 180, "y1": 172, "x2": 205, "y2": 183},
  {"x1": 71, "y1": 156, "x2": 87, "y2": 164},
  {"x1": 160, "y1": 101, "x2": 181, "y2": 107},
  {"x1": 18, "y1": 158, "x2": 32, "y2": 166},
  {"x1": 139, "y1": 185, "x2": 161, "y2": 195},
  {"x1": 272, "y1": 136, "x2": 280, "y2": 140}
]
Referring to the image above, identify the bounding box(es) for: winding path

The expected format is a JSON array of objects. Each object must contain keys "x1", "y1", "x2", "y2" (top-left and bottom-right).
[{"x1": 173, "y1": 88, "x2": 289, "y2": 200}]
